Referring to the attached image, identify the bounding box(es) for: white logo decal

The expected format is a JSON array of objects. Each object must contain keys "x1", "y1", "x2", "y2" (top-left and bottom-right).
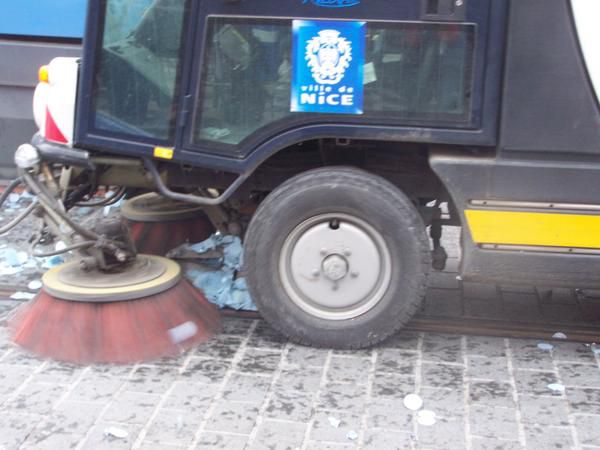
[{"x1": 305, "y1": 29, "x2": 352, "y2": 84}]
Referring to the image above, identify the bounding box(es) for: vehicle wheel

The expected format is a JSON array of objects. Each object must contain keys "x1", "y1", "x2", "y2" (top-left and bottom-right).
[{"x1": 244, "y1": 167, "x2": 431, "y2": 348}]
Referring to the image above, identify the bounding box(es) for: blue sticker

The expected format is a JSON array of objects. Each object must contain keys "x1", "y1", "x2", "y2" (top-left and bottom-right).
[
  {"x1": 291, "y1": 20, "x2": 365, "y2": 115},
  {"x1": 302, "y1": 0, "x2": 361, "y2": 8}
]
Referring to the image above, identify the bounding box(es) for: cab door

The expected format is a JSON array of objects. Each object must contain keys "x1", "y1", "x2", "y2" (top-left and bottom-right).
[{"x1": 180, "y1": 0, "x2": 506, "y2": 167}]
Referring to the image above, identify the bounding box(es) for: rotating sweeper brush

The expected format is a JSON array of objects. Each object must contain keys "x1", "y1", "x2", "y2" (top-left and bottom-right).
[{"x1": 3, "y1": 149, "x2": 220, "y2": 364}]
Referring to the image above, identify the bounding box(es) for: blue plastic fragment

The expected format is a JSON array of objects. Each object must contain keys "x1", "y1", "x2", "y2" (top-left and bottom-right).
[{"x1": 179, "y1": 234, "x2": 256, "y2": 311}]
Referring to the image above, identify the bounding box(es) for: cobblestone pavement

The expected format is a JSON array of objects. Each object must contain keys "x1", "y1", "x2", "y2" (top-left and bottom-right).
[
  {"x1": 2, "y1": 198, "x2": 600, "y2": 449},
  {"x1": 1, "y1": 314, "x2": 600, "y2": 450}
]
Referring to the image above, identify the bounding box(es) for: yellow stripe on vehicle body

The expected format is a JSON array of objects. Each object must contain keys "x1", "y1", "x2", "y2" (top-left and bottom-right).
[{"x1": 465, "y1": 209, "x2": 600, "y2": 249}]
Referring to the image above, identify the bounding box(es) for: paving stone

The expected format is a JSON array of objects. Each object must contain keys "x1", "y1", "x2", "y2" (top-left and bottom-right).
[
  {"x1": 331, "y1": 348, "x2": 373, "y2": 358},
  {"x1": 423, "y1": 288, "x2": 463, "y2": 317},
  {"x1": 557, "y1": 362, "x2": 600, "y2": 386},
  {"x1": 221, "y1": 317, "x2": 255, "y2": 336},
  {"x1": 88, "y1": 364, "x2": 136, "y2": 378},
  {"x1": 513, "y1": 370, "x2": 562, "y2": 397},
  {"x1": 0, "y1": 412, "x2": 41, "y2": 449},
  {"x1": 467, "y1": 356, "x2": 510, "y2": 380},
  {"x1": 194, "y1": 432, "x2": 248, "y2": 450},
  {"x1": 182, "y1": 358, "x2": 231, "y2": 383},
  {"x1": 265, "y1": 389, "x2": 315, "y2": 422},
  {"x1": 518, "y1": 395, "x2": 570, "y2": 426},
  {"x1": 5, "y1": 382, "x2": 66, "y2": 414},
  {"x1": 375, "y1": 348, "x2": 418, "y2": 375},
  {"x1": 20, "y1": 431, "x2": 82, "y2": 450},
  {"x1": 247, "y1": 322, "x2": 288, "y2": 348},
  {"x1": 125, "y1": 365, "x2": 180, "y2": 394},
  {"x1": 237, "y1": 348, "x2": 282, "y2": 374},
  {"x1": 466, "y1": 336, "x2": 507, "y2": 358},
  {"x1": 372, "y1": 373, "x2": 415, "y2": 399},
  {"x1": 67, "y1": 375, "x2": 124, "y2": 403},
  {"x1": 140, "y1": 443, "x2": 185, "y2": 450},
  {"x1": 551, "y1": 342, "x2": 596, "y2": 363},
  {"x1": 469, "y1": 381, "x2": 515, "y2": 408},
  {"x1": 420, "y1": 386, "x2": 466, "y2": 418},
  {"x1": 276, "y1": 365, "x2": 323, "y2": 392},
  {"x1": 102, "y1": 391, "x2": 160, "y2": 424},
  {"x1": 422, "y1": 333, "x2": 463, "y2": 363},
  {"x1": 150, "y1": 354, "x2": 189, "y2": 367},
  {"x1": 143, "y1": 408, "x2": 202, "y2": 446},
  {"x1": 363, "y1": 429, "x2": 414, "y2": 449},
  {"x1": 33, "y1": 401, "x2": 103, "y2": 436},
  {"x1": 222, "y1": 373, "x2": 272, "y2": 403},
  {"x1": 367, "y1": 397, "x2": 414, "y2": 430},
  {"x1": 421, "y1": 362, "x2": 464, "y2": 388},
  {"x1": 205, "y1": 401, "x2": 259, "y2": 434},
  {"x1": 285, "y1": 344, "x2": 329, "y2": 367},
  {"x1": 162, "y1": 380, "x2": 216, "y2": 411},
  {"x1": 469, "y1": 405, "x2": 518, "y2": 440},
  {"x1": 309, "y1": 410, "x2": 362, "y2": 443},
  {"x1": 0, "y1": 350, "x2": 45, "y2": 367},
  {"x1": 33, "y1": 361, "x2": 84, "y2": 384},
  {"x1": 305, "y1": 442, "x2": 356, "y2": 450},
  {"x1": 417, "y1": 417, "x2": 465, "y2": 448},
  {"x1": 327, "y1": 356, "x2": 371, "y2": 384},
  {"x1": 523, "y1": 424, "x2": 573, "y2": 449},
  {"x1": 253, "y1": 419, "x2": 307, "y2": 449},
  {"x1": 470, "y1": 437, "x2": 523, "y2": 450},
  {"x1": 318, "y1": 382, "x2": 367, "y2": 413},
  {"x1": 194, "y1": 335, "x2": 243, "y2": 360},
  {"x1": 566, "y1": 387, "x2": 600, "y2": 414},
  {"x1": 574, "y1": 414, "x2": 600, "y2": 446},
  {"x1": 378, "y1": 331, "x2": 420, "y2": 351},
  {"x1": 80, "y1": 422, "x2": 142, "y2": 450},
  {"x1": 509, "y1": 339, "x2": 554, "y2": 370},
  {"x1": 0, "y1": 363, "x2": 34, "y2": 398}
]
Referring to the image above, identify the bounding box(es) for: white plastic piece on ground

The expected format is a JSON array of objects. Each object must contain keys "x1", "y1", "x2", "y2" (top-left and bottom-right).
[
  {"x1": 328, "y1": 416, "x2": 341, "y2": 428},
  {"x1": 552, "y1": 332, "x2": 568, "y2": 340},
  {"x1": 168, "y1": 321, "x2": 199, "y2": 344},
  {"x1": 103, "y1": 426, "x2": 128, "y2": 439},
  {"x1": 27, "y1": 280, "x2": 42, "y2": 291},
  {"x1": 547, "y1": 383, "x2": 566, "y2": 393},
  {"x1": 45, "y1": 57, "x2": 79, "y2": 145},
  {"x1": 55, "y1": 241, "x2": 67, "y2": 252},
  {"x1": 403, "y1": 393, "x2": 424, "y2": 411},
  {"x1": 537, "y1": 342, "x2": 554, "y2": 351},
  {"x1": 346, "y1": 430, "x2": 358, "y2": 441},
  {"x1": 10, "y1": 292, "x2": 36, "y2": 300},
  {"x1": 417, "y1": 410, "x2": 437, "y2": 426}
]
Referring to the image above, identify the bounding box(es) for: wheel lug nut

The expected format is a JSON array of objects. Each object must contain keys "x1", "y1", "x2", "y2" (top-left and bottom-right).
[
  {"x1": 343, "y1": 248, "x2": 352, "y2": 257},
  {"x1": 312, "y1": 269, "x2": 320, "y2": 278},
  {"x1": 320, "y1": 248, "x2": 328, "y2": 256},
  {"x1": 350, "y1": 272, "x2": 359, "y2": 278},
  {"x1": 332, "y1": 284, "x2": 339, "y2": 291}
]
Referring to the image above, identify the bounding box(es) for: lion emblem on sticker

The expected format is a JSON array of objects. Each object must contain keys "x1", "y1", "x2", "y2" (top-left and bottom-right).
[{"x1": 305, "y1": 29, "x2": 352, "y2": 85}]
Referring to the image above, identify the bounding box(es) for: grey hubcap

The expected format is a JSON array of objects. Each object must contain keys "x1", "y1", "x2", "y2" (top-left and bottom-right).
[{"x1": 279, "y1": 213, "x2": 393, "y2": 320}]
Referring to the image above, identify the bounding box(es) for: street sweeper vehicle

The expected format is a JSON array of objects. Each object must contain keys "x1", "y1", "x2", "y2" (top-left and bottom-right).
[{"x1": 2, "y1": 0, "x2": 600, "y2": 360}]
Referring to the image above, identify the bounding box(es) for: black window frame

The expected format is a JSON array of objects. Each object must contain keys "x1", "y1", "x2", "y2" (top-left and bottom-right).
[{"x1": 74, "y1": 0, "x2": 507, "y2": 172}]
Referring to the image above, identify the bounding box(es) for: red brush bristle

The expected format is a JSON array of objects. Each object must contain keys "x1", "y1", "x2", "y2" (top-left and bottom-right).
[{"x1": 9, "y1": 280, "x2": 221, "y2": 364}]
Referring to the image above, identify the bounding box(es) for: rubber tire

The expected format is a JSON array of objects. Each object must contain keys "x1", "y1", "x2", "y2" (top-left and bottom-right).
[{"x1": 244, "y1": 167, "x2": 431, "y2": 349}]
